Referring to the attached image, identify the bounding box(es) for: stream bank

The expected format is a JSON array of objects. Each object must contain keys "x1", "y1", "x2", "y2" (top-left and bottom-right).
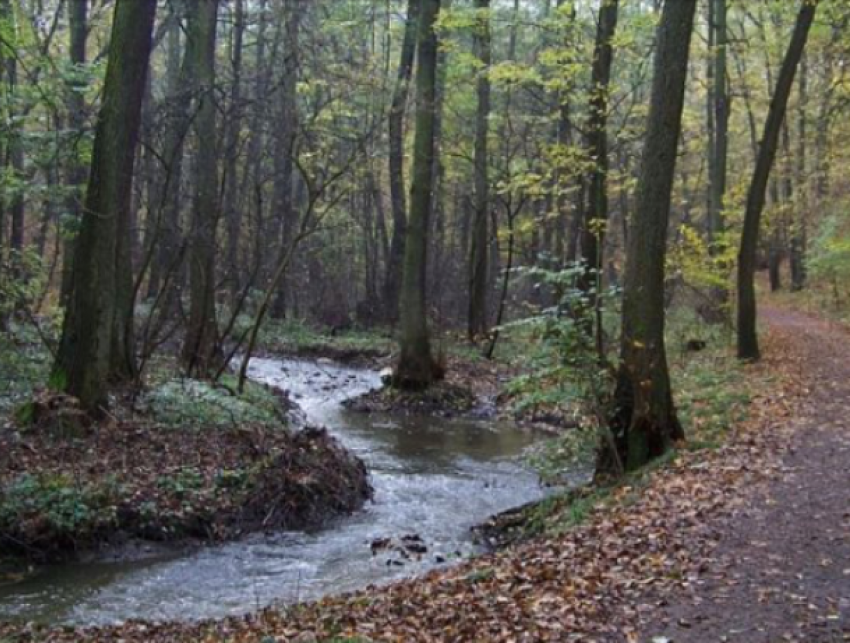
[
  {"x1": 0, "y1": 411, "x2": 371, "y2": 562},
  {"x1": 0, "y1": 320, "x2": 806, "y2": 642},
  {"x1": 0, "y1": 356, "x2": 555, "y2": 626}
]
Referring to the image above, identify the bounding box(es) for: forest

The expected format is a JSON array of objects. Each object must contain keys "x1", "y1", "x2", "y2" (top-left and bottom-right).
[{"x1": 0, "y1": 0, "x2": 848, "y2": 641}]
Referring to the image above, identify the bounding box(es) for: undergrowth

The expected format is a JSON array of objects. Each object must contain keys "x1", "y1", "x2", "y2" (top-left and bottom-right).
[{"x1": 513, "y1": 305, "x2": 757, "y2": 540}]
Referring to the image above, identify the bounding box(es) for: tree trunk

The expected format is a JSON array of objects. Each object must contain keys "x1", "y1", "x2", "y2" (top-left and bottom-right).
[
  {"x1": 790, "y1": 52, "x2": 807, "y2": 291},
  {"x1": 393, "y1": 0, "x2": 441, "y2": 390},
  {"x1": 737, "y1": 0, "x2": 818, "y2": 360},
  {"x1": 0, "y1": 0, "x2": 25, "y2": 260},
  {"x1": 147, "y1": 9, "x2": 186, "y2": 310},
  {"x1": 2, "y1": 0, "x2": 25, "y2": 279},
  {"x1": 709, "y1": 0, "x2": 728, "y2": 244},
  {"x1": 180, "y1": 0, "x2": 221, "y2": 376},
  {"x1": 383, "y1": 0, "x2": 419, "y2": 323},
  {"x1": 578, "y1": 0, "x2": 618, "y2": 356},
  {"x1": 53, "y1": 0, "x2": 156, "y2": 412},
  {"x1": 269, "y1": 0, "x2": 300, "y2": 320},
  {"x1": 467, "y1": 0, "x2": 491, "y2": 341},
  {"x1": 223, "y1": 0, "x2": 245, "y2": 305},
  {"x1": 604, "y1": 0, "x2": 696, "y2": 475}
]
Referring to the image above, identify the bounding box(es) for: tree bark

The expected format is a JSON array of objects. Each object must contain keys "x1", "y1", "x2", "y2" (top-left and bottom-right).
[
  {"x1": 467, "y1": 0, "x2": 491, "y2": 341},
  {"x1": 269, "y1": 0, "x2": 301, "y2": 320},
  {"x1": 604, "y1": 0, "x2": 696, "y2": 475},
  {"x1": 709, "y1": 0, "x2": 729, "y2": 244},
  {"x1": 223, "y1": 0, "x2": 245, "y2": 305},
  {"x1": 147, "y1": 7, "x2": 186, "y2": 310},
  {"x1": 180, "y1": 0, "x2": 221, "y2": 376},
  {"x1": 578, "y1": 0, "x2": 618, "y2": 356},
  {"x1": 737, "y1": 0, "x2": 818, "y2": 360},
  {"x1": 393, "y1": 0, "x2": 441, "y2": 390},
  {"x1": 790, "y1": 52, "x2": 807, "y2": 291},
  {"x1": 383, "y1": 0, "x2": 420, "y2": 323},
  {"x1": 2, "y1": 0, "x2": 25, "y2": 268},
  {"x1": 53, "y1": 0, "x2": 156, "y2": 412}
]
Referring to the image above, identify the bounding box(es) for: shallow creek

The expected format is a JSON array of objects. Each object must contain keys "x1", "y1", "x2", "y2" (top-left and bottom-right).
[{"x1": 0, "y1": 358, "x2": 559, "y2": 626}]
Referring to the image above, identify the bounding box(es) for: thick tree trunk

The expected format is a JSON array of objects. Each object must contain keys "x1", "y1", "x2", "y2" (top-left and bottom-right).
[
  {"x1": 604, "y1": 0, "x2": 696, "y2": 475},
  {"x1": 737, "y1": 0, "x2": 818, "y2": 361},
  {"x1": 383, "y1": 0, "x2": 419, "y2": 323},
  {"x1": 53, "y1": 0, "x2": 156, "y2": 412},
  {"x1": 393, "y1": 0, "x2": 441, "y2": 390},
  {"x1": 467, "y1": 0, "x2": 491, "y2": 341},
  {"x1": 181, "y1": 0, "x2": 221, "y2": 376}
]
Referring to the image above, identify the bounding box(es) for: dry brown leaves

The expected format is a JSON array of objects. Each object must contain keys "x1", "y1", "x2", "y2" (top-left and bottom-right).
[{"x1": 0, "y1": 326, "x2": 814, "y2": 643}]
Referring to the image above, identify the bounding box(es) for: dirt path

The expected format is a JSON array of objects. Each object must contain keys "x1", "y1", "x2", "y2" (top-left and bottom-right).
[
  {"x1": 639, "y1": 306, "x2": 850, "y2": 642},
  {"x1": 2, "y1": 306, "x2": 848, "y2": 643}
]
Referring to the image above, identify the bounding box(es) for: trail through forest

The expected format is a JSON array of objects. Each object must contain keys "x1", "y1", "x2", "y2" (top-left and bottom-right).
[
  {"x1": 639, "y1": 306, "x2": 850, "y2": 643},
  {"x1": 2, "y1": 305, "x2": 847, "y2": 642}
]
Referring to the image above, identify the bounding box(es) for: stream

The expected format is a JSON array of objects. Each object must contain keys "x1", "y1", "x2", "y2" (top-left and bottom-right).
[{"x1": 0, "y1": 358, "x2": 562, "y2": 626}]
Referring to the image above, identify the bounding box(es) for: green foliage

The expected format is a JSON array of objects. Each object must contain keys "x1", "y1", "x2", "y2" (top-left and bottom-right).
[
  {"x1": 157, "y1": 468, "x2": 205, "y2": 498},
  {"x1": 808, "y1": 213, "x2": 850, "y2": 305},
  {"x1": 667, "y1": 225, "x2": 735, "y2": 295},
  {"x1": 141, "y1": 377, "x2": 284, "y2": 429},
  {"x1": 667, "y1": 308, "x2": 751, "y2": 448},
  {"x1": 0, "y1": 473, "x2": 120, "y2": 544},
  {"x1": 0, "y1": 249, "x2": 48, "y2": 320},
  {"x1": 0, "y1": 323, "x2": 52, "y2": 415},
  {"x1": 255, "y1": 317, "x2": 393, "y2": 357},
  {"x1": 502, "y1": 263, "x2": 620, "y2": 480}
]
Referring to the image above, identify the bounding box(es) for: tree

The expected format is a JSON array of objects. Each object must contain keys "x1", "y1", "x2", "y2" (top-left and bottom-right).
[
  {"x1": 383, "y1": 0, "x2": 419, "y2": 323},
  {"x1": 578, "y1": 0, "x2": 618, "y2": 356},
  {"x1": 146, "y1": 1, "x2": 187, "y2": 311},
  {"x1": 393, "y1": 0, "x2": 442, "y2": 389},
  {"x1": 790, "y1": 52, "x2": 808, "y2": 291},
  {"x1": 181, "y1": 0, "x2": 221, "y2": 376},
  {"x1": 223, "y1": 0, "x2": 246, "y2": 305},
  {"x1": 52, "y1": 0, "x2": 156, "y2": 412},
  {"x1": 269, "y1": 0, "x2": 301, "y2": 320},
  {"x1": 467, "y1": 0, "x2": 491, "y2": 341},
  {"x1": 708, "y1": 0, "x2": 728, "y2": 246},
  {"x1": 60, "y1": 0, "x2": 89, "y2": 306},
  {"x1": 737, "y1": 0, "x2": 819, "y2": 361},
  {"x1": 604, "y1": 0, "x2": 697, "y2": 474},
  {"x1": 1, "y1": 0, "x2": 24, "y2": 269}
]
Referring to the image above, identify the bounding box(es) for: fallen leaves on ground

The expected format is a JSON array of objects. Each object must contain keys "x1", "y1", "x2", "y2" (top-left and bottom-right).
[{"x1": 0, "y1": 321, "x2": 816, "y2": 642}]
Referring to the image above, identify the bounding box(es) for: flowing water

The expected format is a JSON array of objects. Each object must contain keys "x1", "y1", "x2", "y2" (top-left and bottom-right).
[{"x1": 0, "y1": 358, "x2": 561, "y2": 626}]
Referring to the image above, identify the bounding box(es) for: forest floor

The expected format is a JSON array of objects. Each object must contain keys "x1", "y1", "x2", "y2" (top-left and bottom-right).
[
  {"x1": 0, "y1": 327, "x2": 372, "y2": 567},
  {"x1": 2, "y1": 303, "x2": 847, "y2": 641}
]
